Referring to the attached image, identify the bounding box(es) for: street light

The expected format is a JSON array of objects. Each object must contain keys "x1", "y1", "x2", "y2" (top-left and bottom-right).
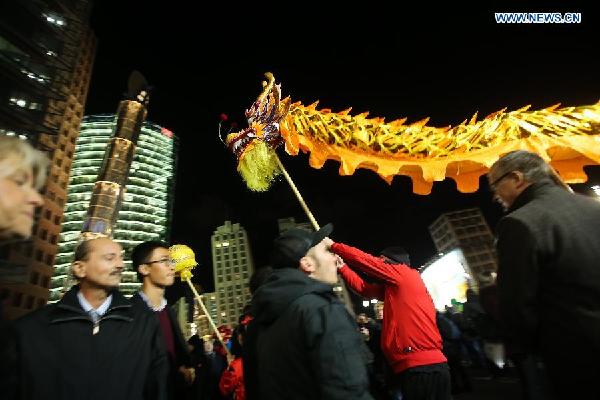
[
  {"x1": 362, "y1": 300, "x2": 370, "y2": 308},
  {"x1": 592, "y1": 185, "x2": 600, "y2": 197}
]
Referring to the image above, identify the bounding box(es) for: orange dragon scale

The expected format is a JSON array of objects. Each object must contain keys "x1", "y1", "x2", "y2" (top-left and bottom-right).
[{"x1": 227, "y1": 73, "x2": 600, "y2": 194}]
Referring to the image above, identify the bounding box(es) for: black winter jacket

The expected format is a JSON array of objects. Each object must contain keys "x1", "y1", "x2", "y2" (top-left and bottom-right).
[
  {"x1": 15, "y1": 286, "x2": 168, "y2": 400},
  {"x1": 496, "y1": 179, "x2": 600, "y2": 359},
  {"x1": 244, "y1": 268, "x2": 373, "y2": 400},
  {"x1": 130, "y1": 292, "x2": 192, "y2": 400}
]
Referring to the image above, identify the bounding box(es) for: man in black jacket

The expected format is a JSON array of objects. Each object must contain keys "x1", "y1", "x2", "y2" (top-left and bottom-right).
[
  {"x1": 130, "y1": 241, "x2": 195, "y2": 400},
  {"x1": 14, "y1": 237, "x2": 168, "y2": 400},
  {"x1": 488, "y1": 150, "x2": 600, "y2": 399},
  {"x1": 244, "y1": 224, "x2": 373, "y2": 400}
]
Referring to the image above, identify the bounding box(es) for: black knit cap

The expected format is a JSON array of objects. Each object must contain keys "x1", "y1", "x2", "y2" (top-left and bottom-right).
[
  {"x1": 379, "y1": 246, "x2": 411, "y2": 266},
  {"x1": 270, "y1": 223, "x2": 333, "y2": 269}
]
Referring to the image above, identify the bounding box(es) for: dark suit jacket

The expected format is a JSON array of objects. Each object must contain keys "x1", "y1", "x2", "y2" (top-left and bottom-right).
[
  {"x1": 130, "y1": 293, "x2": 192, "y2": 399},
  {"x1": 495, "y1": 179, "x2": 600, "y2": 361}
]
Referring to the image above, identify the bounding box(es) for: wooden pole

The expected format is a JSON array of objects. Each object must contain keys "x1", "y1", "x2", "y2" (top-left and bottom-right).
[
  {"x1": 275, "y1": 155, "x2": 320, "y2": 231},
  {"x1": 274, "y1": 154, "x2": 354, "y2": 315},
  {"x1": 185, "y1": 279, "x2": 232, "y2": 358}
]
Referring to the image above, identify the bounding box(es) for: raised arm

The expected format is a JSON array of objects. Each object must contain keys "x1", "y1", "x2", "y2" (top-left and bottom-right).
[
  {"x1": 338, "y1": 257, "x2": 384, "y2": 300},
  {"x1": 330, "y1": 241, "x2": 397, "y2": 284}
]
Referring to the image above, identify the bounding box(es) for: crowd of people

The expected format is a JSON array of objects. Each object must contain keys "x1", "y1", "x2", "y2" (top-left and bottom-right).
[{"x1": 1, "y1": 134, "x2": 600, "y2": 399}]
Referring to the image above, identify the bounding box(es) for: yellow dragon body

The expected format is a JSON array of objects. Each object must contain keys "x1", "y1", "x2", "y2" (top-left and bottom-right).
[{"x1": 226, "y1": 73, "x2": 600, "y2": 194}]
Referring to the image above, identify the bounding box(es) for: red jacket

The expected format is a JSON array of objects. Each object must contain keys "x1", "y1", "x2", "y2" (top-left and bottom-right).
[
  {"x1": 332, "y1": 242, "x2": 446, "y2": 373},
  {"x1": 219, "y1": 357, "x2": 245, "y2": 400}
]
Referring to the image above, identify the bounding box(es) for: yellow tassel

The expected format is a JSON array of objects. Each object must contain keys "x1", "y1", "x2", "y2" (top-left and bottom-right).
[{"x1": 237, "y1": 141, "x2": 281, "y2": 191}]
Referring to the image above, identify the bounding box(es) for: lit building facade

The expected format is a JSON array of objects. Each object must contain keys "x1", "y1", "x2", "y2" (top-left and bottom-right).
[
  {"x1": 428, "y1": 208, "x2": 497, "y2": 290},
  {"x1": 211, "y1": 221, "x2": 254, "y2": 327},
  {"x1": 49, "y1": 114, "x2": 178, "y2": 301},
  {"x1": 0, "y1": 1, "x2": 96, "y2": 319},
  {"x1": 277, "y1": 217, "x2": 313, "y2": 234},
  {"x1": 194, "y1": 292, "x2": 218, "y2": 338}
]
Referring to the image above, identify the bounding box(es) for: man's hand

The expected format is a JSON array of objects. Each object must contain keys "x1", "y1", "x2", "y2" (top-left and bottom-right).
[
  {"x1": 179, "y1": 366, "x2": 195, "y2": 385},
  {"x1": 323, "y1": 237, "x2": 334, "y2": 248}
]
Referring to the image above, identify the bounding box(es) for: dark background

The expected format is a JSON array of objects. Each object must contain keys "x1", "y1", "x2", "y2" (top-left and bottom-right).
[{"x1": 85, "y1": 1, "x2": 599, "y2": 293}]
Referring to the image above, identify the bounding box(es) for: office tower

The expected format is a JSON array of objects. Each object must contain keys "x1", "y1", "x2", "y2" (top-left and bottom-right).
[
  {"x1": 277, "y1": 217, "x2": 312, "y2": 234},
  {"x1": 0, "y1": 1, "x2": 96, "y2": 319},
  {"x1": 428, "y1": 208, "x2": 497, "y2": 289},
  {"x1": 211, "y1": 221, "x2": 254, "y2": 326},
  {"x1": 49, "y1": 115, "x2": 177, "y2": 301}
]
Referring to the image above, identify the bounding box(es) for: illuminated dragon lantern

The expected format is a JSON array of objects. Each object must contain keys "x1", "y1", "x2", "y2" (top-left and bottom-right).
[{"x1": 226, "y1": 73, "x2": 600, "y2": 194}]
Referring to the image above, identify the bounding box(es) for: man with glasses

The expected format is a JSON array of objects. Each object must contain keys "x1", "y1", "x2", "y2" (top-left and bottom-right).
[
  {"x1": 131, "y1": 241, "x2": 195, "y2": 400},
  {"x1": 488, "y1": 150, "x2": 600, "y2": 399}
]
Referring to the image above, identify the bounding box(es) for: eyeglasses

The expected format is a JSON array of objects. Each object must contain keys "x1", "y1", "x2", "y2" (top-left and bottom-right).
[
  {"x1": 145, "y1": 258, "x2": 174, "y2": 266},
  {"x1": 488, "y1": 171, "x2": 514, "y2": 191}
]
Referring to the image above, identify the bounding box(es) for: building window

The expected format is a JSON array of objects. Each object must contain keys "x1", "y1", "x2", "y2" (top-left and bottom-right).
[
  {"x1": 25, "y1": 296, "x2": 34, "y2": 310},
  {"x1": 35, "y1": 250, "x2": 43, "y2": 262},
  {"x1": 54, "y1": 215, "x2": 61, "y2": 225},
  {"x1": 45, "y1": 254, "x2": 54, "y2": 265},
  {"x1": 40, "y1": 229, "x2": 48, "y2": 240},
  {"x1": 45, "y1": 209, "x2": 51, "y2": 219},
  {"x1": 30, "y1": 271, "x2": 40, "y2": 285},
  {"x1": 37, "y1": 298, "x2": 46, "y2": 309},
  {"x1": 41, "y1": 276, "x2": 50, "y2": 288},
  {"x1": 13, "y1": 292, "x2": 23, "y2": 307}
]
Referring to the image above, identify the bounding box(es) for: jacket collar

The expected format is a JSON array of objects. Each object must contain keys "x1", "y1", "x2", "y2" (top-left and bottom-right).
[
  {"x1": 508, "y1": 178, "x2": 557, "y2": 213},
  {"x1": 51, "y1": 285, "x2": 132, "y2": 323}
]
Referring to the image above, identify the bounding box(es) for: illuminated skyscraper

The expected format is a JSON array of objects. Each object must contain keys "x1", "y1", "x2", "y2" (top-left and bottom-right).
[
  {"x1": 49, "y1": 114, "x2": 178, "y2": 301},
  {"x1": 211, "y1": 221, "x2": 254, "y2": 326},
  {"x1": 194, "y1": 292, "x2": 218, "y2": 338},
  {"x1": 0, "y1": 0, "x2": 96, "y2": 319},
  {"x1": 277, "y1": 217, "x2": 312, "y2": 234},
  {"x1": 428, "y1": 208, "x2": 497, "y2": 289}
]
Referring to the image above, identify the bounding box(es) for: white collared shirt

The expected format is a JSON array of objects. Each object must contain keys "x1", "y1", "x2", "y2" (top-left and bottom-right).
[
  {"x1": 77, "y1": 292, "x2": 112, "y2": 317},
  {"x1": 138, "y1": 291, "x2": 167, "y2": 312}
]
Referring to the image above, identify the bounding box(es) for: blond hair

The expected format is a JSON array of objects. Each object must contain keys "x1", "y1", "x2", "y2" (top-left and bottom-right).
[{"x1": 0, "y1": 135, "x2": 49, "y2": 189}]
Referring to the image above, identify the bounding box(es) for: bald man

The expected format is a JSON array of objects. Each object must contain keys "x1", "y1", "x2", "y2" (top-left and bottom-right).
[{"x1": 15, "y1": 238, "x2": 168, "y2": 400}]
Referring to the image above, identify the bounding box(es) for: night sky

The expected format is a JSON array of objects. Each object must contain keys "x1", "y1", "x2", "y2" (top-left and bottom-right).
[{"x1": 86, "y1": 2, "x2": 599, "y2": 293}]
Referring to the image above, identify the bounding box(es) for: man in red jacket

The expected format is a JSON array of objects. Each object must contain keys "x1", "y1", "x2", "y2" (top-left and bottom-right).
[{"x1": 326, "y1": 239, "x2": 451, "y2": 400}]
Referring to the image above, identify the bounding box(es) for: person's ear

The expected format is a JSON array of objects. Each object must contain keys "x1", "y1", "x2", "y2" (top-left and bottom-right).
[
  {"x1": 299, "y1": 256, "x2": 315, "y2": 275},
  {"x1": 71, "y1": 261, "x2": 86, "y2": 279},
  {"x1": 513, "y1": 171, "x2": 528, "y2": 188},
  {"x1": 138, "y1": 264, "x2": 150, "y2": 278}
]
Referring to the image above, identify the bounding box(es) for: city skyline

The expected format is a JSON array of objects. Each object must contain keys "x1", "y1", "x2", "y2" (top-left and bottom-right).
[{"x1": 85, "y1": 2, "x2": 598, "y2": 295}]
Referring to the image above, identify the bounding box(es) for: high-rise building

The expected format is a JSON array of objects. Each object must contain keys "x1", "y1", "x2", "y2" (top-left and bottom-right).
[
  {"x1": 428, "y1": 208, "x2": 497, "y2": 289},
  {"x1": 49, "y1": 114, "x2": 178, "y2": 301},
  {"x1": 277, "y1": 217, "x2": 312, "y2": 234},
  {"x1": 0, "y1": 1, "x2": 96, "y2": 319},
  {"x1": 211, "y1": 221, "x2": 254, "y2": 327},
  {"x1": 194, "y1": 291, "x2": 218, "y2": 338}
]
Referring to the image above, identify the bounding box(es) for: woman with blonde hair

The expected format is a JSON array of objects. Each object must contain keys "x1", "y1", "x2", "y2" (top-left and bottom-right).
[{"x1": 0, "y1": 135, "x2": 48, "y2": 241}]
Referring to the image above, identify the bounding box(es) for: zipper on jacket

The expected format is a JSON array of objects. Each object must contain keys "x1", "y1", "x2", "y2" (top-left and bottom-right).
[{"x1": 92, "y1": 319, "x2": 99, "y2": 335}]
